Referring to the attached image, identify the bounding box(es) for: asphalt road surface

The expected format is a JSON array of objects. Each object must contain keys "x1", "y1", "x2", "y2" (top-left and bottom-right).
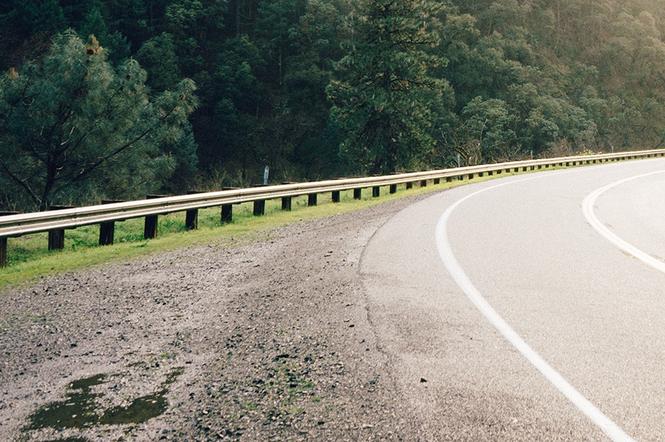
[{"x1": 361, "y1": 157, "x2": 665, "y2": 441}]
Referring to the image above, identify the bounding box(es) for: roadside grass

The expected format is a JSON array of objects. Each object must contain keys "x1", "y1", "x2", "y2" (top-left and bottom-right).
[{"x1": 0, "y1": 171, "x2": 526, "y2": 289}]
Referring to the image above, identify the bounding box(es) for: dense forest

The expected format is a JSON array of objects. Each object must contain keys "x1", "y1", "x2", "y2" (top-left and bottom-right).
[{"x1": 1, "y1": 0, "x2": 665, "y2": 210}]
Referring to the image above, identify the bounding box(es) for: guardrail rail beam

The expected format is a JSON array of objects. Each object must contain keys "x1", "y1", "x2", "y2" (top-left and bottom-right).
[{"x1": 1, "y1": 149, "x2": 663, "y2": 269}]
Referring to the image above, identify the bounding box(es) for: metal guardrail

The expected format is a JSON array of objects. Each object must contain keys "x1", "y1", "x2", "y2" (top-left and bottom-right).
[{"x1": 0, "y1": 149, "x2": 663, "y2": 267}]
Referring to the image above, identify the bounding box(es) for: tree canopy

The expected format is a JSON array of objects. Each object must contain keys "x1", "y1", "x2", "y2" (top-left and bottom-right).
[
  {"x1": 1, "y1": 0, "x2": 665, "y2": 209},
  {"x1": 0, "y1": 31, "x2": 197, "y2": 209}
]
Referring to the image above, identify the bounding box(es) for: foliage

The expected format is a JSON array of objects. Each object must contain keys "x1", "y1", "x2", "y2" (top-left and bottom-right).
[
  {"x1": 2, "y1": 0, "x2": 665, "y2": 208},
  {"x1": 328, "y1": 0, "x2": 452, "y2": 174},
  {"x1": 0, "y1": 31, "x2": 197, "y2": 210}
]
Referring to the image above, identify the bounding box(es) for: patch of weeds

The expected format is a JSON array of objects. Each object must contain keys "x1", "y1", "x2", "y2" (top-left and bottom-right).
[
  {"x1": 264, "y1": 359, "x2": 315, "y2": 418},
  {"x1": 241, "y1": 401, "x2": 258, "y2": 411},
  {"x1": 159, "y1": 351, "x2": 176, "y2": 361}
]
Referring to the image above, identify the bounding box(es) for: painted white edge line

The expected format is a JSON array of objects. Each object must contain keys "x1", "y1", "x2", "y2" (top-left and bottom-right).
[
  {"x1": 583, "y1": 170, "x2": 665, "y2": 274},
  {"x1": 435, "y1": 176, "x2": 635, "y2": 442}
]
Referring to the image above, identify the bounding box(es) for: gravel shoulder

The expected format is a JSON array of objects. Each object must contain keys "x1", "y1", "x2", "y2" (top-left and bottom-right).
[{"x1": 0, "y1": 194, "x2": 430, "y2": 441}]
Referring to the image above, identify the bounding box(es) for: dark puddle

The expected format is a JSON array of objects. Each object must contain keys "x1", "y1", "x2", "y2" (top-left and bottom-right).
[
  {"x1": 27, "y1": 368, "x2": 183, "y2": 432},
  {"x1": 99, "y1": 368, "x2": 183, "y2": 425},
  {"x1": 28, "y1": 374, "x2": 106, "y2": 430}
]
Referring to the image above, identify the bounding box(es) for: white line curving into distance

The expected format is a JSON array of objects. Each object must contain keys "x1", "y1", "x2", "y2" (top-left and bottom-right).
[
  {"x1": 435, "y1": 176, "x2": 635, "y2": 442},
  {"x1": 583, "y1": 170, "x2": 665, "y2": 274}
]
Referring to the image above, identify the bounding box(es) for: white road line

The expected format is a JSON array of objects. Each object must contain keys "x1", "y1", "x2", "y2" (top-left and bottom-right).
[
  {"x1": 583, "y1": 170, "x2": 665, "y2": 274},
  {"x1": 435, "y1": 177, "x2": 635, "y2": 442}
]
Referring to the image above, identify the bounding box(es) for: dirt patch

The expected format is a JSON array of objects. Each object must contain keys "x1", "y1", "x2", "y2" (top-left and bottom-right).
[{"x1": 0, "y1": 195, "x2": 431, "y2": 441}]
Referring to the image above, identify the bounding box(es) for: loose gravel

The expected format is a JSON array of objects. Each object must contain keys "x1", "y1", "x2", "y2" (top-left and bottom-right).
[{"x1": 0, "y1": 195, "x2": 431, "y2": 441}]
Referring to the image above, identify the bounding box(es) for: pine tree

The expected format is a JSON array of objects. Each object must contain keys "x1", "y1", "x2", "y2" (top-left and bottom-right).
[
  {"x1": 328, "y1": 0, "x2": 451, "y2": 174},
  {"x1": 0, "y1": 31, "x2": 197, "y2": 210}
]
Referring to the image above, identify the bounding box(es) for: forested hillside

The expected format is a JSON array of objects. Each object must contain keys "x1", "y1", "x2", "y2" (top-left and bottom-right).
[{"x1": 1, "y1": 0, "x2": 665, "y2": 210}]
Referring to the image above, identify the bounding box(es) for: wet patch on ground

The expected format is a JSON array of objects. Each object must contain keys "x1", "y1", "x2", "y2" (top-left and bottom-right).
[{"x1": 23, "y1": 366, "x2": 183, "y2": 440}]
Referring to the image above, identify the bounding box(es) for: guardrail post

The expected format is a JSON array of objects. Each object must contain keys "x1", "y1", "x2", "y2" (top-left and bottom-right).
[
  {"x1": 372, "y1": 186, "x2": 380, "y2": 197},
  {"x1": 253, "y1": 200, "x2": 266, "y2": 216},
  {"x1": 143, "y1": 195, "x2": 166, "y2": 240},
  {"x1": 220, "y1": 187, "x2": 239, "y2": 222},
  {"x1": 332, "y1": 190, "x2": 341, "y2": 203},
  {"x1": 99, "y1": 200, "x2": 122, "y2": 246},
  {"x1": 354, "y1": 188, "x2": 362, "y2": 199},
  {"x1": 185, "y1": 209, "x2": 198, "y2": 230},
  {"x1": 433, "y1": 178, "x2": 441, "y2": 184},
  {"x1": 420, "y1": 180, "x2": 428, "y2": 187},
  {"x1": 406, "y1": 182, "x2": 413, "y2": 189},
  {"x1": 0, "y1": 211, "x2": 18, "y2": 267},
  {"x1": 0, "y1": 237, "x2": 6, "y2": 268},
  {"x1": 468, "y1": 173, "x2": 474, "y2": 180},
  {"x1": 514, "y1": 167, "x2": 519, "y2": 172},
  {"x1": 99, "y1": 221, "x2": 115, "y2": 245},
  {"x1": 144, "y1": 215, "x2": 158, "y2": 239},
  {"x1": 221, "y1": 204, "x2": 233, "y2": 223},
  {"x1": 47, "y1": 205, "x2": 71, "y2": 250},
  {"x1": 48, "y1": 230, "x2": 65, "y2": 250},
  {"x1": 389, "y1": 184, "x2": 397, "y2": 194},
  {"x1": 184, "y1": 191, "x2": 201, "y2": 231},
  {"x1": 282, "y1": 196, "x2": 292, "y2": 210}
]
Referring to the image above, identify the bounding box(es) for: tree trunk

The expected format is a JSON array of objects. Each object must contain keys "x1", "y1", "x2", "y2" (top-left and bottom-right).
[{"x1": 40, "y1": 156, "x2": 58, "y2": 211}]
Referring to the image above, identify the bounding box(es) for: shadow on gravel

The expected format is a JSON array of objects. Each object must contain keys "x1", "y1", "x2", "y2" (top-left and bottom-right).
[{"x1": 26, "y1": 367, "x2": 184, "y2": 434}]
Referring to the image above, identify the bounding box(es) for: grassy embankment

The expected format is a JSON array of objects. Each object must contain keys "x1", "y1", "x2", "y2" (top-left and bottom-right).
[{"x1": 0, "y1": 170, "x2": 537, "y2": 289}]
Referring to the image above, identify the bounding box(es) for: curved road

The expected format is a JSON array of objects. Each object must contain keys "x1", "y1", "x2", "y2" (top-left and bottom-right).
[{"x1": 361, "y1": 157, "x2": 665, "y2": 441}]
